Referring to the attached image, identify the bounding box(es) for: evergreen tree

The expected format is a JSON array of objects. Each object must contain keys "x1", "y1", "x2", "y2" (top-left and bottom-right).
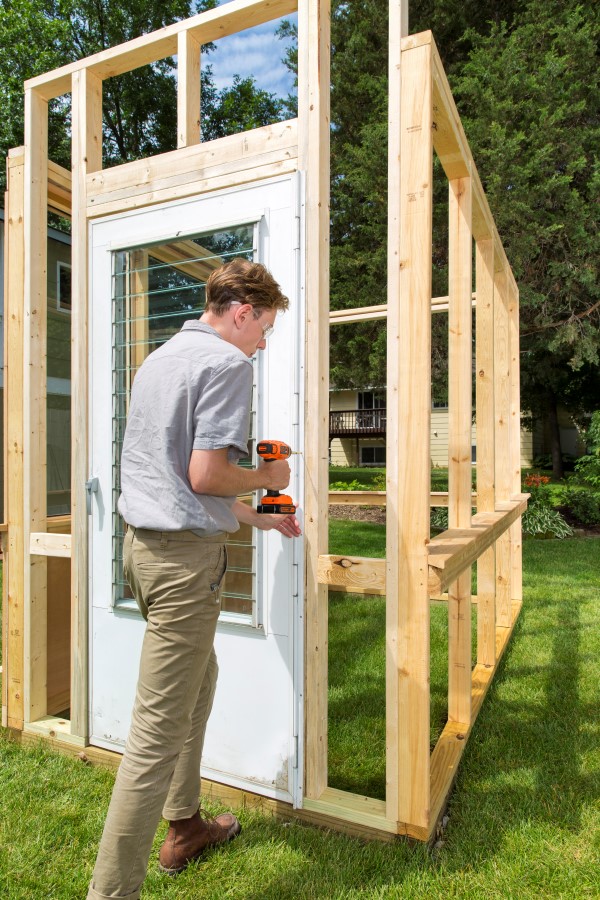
[{"x1": 453, "y1": 0, "x2": 600, "y2": 474}]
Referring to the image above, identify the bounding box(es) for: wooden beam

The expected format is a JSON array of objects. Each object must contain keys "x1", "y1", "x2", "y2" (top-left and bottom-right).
[
  {"x1": 328, "y1": 293, "x2": 476, "y2": 325},
  {"x1": 70, "y1": 68, "x2": 102, "y2": 742},
  {"x1": 48, "y1": 160, "x2": 72, "y2": 216},
  {"x1": 23, "y1": 89, "x2": 49, "y2": 725},
  {"x1": 177, "y1": 30, "x2": 201, "y2": 148},
  {"x1": 299, "y1": 0, "x2": 330, "y2": 801},
  {"x1": 30, "y1": 533, "x2": 72, "y2": 558},
  {"x1": 428, "y1": 497, "x2": 527, "y2": 596},
  {"x1": 475, "y1": 238, "x2": 496, "y2": 667},
  {"x1": 447, "y1": 175, "x2": 473, "y2": 726},
  {"x1": 493, "y1": 264, "x2": 512, "y2": 626},
  {"x1": 3, "y1": 150, "x2": 26, "y2": 730},
  {"x1": 25, "y1": 0, "x2": 299, "y2": 100},
  {"x1": 86, "y1": 122, "x2": 298, "y2": 218},
  {"x1": 508, "y1": 280, "x2": 523, "y2": 602},
  {"x1": 386, "y1": 33, "x2": 432, "y2": 832},
  {"x1": 317, "y1": 555, "x2": 386, "y2": 594}
]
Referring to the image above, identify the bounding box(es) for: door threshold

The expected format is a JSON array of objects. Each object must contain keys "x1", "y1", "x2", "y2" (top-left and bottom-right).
[{"x1": 23, "y1": 716, "x2": 86, "y2": 748}]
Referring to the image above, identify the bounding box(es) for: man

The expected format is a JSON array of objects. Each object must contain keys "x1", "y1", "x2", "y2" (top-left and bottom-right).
[{"x1": 88, "y1": 257, "x2": 301, "y2": 900}]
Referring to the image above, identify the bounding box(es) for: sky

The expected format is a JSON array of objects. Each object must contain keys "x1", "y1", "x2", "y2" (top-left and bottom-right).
[{"x1": 204, "y1": 4, "x2": 297, "y2": 100}]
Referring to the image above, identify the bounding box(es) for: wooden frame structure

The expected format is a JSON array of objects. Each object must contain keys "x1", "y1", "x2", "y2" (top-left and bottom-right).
[{"x1": 2, "y1": 0, "x2": 524, "y2": 843}]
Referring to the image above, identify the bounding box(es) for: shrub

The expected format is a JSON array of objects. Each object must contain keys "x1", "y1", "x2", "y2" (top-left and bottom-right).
[
  {"x1": 430, "y1": 507, "x2": 449, "y2": 533},
  {"x1": 330, "y1": 479, "x2": 368, "y2": 491},
  {"x1": 574, "y1": 411, "x2": 600, "y2": 489},
  {"x1": 522, "y1": 502, "x2": 573, "y2": 539},
  {"x1": 523, "y1": 473, "x2": 552, "y2": 506},
  {"x1": 563, "y1": 487, "x2": 600, "y2": 526}
]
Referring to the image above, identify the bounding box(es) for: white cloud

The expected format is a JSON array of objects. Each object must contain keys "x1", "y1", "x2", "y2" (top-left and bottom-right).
[{"x1": 205, "y1": 13, "x2": 297, "y2": 98}]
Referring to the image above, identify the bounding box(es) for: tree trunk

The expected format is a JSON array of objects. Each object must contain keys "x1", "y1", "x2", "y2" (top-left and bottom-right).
[{"x1": 547, "y1": 395, "x2": 564, "y2": 480}]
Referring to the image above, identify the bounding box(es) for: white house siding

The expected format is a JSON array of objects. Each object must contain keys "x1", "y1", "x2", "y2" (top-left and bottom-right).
[{"x1": 330, "y1": 390, "x2": 536, "y2": 469}]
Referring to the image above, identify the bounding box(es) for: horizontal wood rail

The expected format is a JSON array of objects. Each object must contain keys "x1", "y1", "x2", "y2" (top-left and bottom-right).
[
  {"x1": 329, "y1": 293, "x2": 476, "y2": 325},
  {"x1": 428, "y1": 496, "x2": 528, "y2": 595},
  {"x1": 318, "y1": 555, "x2": 386, "y2": 595},
  {"x1": 30, "y1": 533, "x2": 72, "y2": 558},
  {"x1": 328, "y1": 491, "x2": 477, "y2": 507},
  {"x1": 319, "y1": 495, "x2": 527, "y2": 597}
]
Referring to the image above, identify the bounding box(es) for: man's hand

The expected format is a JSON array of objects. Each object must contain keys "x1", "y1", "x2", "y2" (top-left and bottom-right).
[
  {"x1": 258, "y1": 459, "x2": 291, "y2": 491},
  {"x1": 232, "y1": 500, "x2": 301, "y2": 538},
  {"x1": 255, "y1": 511, "x2": 302, "y2": 538}
]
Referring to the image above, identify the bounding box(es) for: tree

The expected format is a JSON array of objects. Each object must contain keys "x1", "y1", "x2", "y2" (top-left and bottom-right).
[{"x1": 452, "y1": 0, "x2": 600, "y2": 476}]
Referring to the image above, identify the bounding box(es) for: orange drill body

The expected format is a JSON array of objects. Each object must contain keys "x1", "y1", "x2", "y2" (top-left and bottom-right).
[{"x1": 256, "y1": 440, "x2": 297, "y2": 514}]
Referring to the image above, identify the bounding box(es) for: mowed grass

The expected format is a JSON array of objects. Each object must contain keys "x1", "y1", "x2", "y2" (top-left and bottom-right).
[{"x1": 1, "y1": 537, "x2": 599, "y2": 898}]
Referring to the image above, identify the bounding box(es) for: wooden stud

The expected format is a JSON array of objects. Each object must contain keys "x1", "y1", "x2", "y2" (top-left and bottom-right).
[
  {"x1": 447, "y1": 175, "x2": 473, "y2": 726},
  {"x1": 387, "y1": 33, "x2": 432, "y2": 831},
  {"x1": 493, "y1": 264, "x2": 512, "y2": 627},
  {"x1": 3, "y1": 150, "x2": 26, "y2": 729},
  {"x1": 70, "y1": 68, "x2": 102, "y2": 742},
  {"x1": 508, "y1": 280, "x2": 523, "y2": 602},
  {"x1": 475, "y1": 238, "x2": 496, "y2": 666},
  {"x1": 298, "y1": 0, "x2": 330, "y2": 801},
  {"x1": 23, "y1": 89, "x2": 49, "y2": 725},
  {"x1": 177, "y1": 31, "x2": 201, "y2": 148}
]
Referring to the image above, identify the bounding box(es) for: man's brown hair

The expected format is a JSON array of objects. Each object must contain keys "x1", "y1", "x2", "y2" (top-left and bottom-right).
[{"x1": 205, "y1": 258, "x2": 289, "y2": 315}]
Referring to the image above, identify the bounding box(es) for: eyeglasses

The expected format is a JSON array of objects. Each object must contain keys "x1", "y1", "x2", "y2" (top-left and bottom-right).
[{"x1": 229, "y1": 301, "x2": 274, "y2": 339}]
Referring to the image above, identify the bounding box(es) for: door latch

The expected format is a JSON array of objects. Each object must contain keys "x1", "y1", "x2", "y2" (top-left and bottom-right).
[{"x1": 85, "y1": 478, "x2": 99, "y2": 514}]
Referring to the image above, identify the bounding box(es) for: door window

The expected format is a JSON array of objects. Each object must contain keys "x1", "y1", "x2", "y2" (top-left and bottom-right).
[{"x1": 111, "y1": 224, "x2": 257, "y2": 620}]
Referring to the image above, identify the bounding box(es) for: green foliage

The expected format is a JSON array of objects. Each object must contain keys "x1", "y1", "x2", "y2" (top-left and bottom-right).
[
  {"x1": 329, "y1": 478, "x2": 369, "y2": 491},
  {"x1": 522, "y1": 501, "x2": 573, "y2": 538},
  {"x1": 563, "y1": 487, "x2": 600, "y2": 526},
  {"x1": 453, "y1": 1, "x2": 600, "y2": 426},
  {"x1": 573, "y1": 410, "x2": 600, "y2": 488},
  {"x1": 430, "y1": 506, "x2": 449, "y2": 533}
]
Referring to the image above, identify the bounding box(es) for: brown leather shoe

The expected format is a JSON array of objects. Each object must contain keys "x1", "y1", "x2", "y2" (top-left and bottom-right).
[{"x1": 158, "y1": 809, "x2": 241, "y2": 875}]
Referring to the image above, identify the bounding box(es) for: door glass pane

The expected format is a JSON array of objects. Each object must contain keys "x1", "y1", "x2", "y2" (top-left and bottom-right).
[{"x1": 111, "y1": 225, "x2": 257, "y2": 620}]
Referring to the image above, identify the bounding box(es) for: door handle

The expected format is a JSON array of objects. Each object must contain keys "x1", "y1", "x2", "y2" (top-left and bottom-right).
[{"x1": 85, "y1": 478, "x2": 99, "y2": 514}]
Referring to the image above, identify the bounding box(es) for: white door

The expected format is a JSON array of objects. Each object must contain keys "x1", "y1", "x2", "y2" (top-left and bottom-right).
[{"x1": 88, "y1": 175, "x2": 304, "y2": 805}]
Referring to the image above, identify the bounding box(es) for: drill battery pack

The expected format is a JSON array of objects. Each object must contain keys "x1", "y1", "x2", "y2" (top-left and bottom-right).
[{"x1": 257, "y1": 495, "x2": 296, "y2": 515}]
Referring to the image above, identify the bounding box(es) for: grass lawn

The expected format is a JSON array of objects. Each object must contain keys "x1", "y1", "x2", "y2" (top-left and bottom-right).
[{"x1": 1, "y1": 537, "x2": 599, "y2": 898}]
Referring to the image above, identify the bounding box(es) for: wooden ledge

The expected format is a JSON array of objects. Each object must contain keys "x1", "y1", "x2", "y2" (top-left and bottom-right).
[
  {"x1": 317, "y1": 555, "x2": 386, "y2": 595},
  {"x1": 428, "y1": 495, "x2": 528, "y2": 595},
  {"x1": 30, "y1": 533, "x2": 72, "y2": 558}
]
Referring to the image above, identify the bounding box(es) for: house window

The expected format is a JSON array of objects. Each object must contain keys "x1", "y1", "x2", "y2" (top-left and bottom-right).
[
  {"x1": 360, "y1": 445, "x2": 386, "y2": 466},
  {"x1": 57, "y1": 261, "x2": 72, "y2": 312},
  {"x1": 359, "y1": 389, "x2": 385, "y2": 410}
]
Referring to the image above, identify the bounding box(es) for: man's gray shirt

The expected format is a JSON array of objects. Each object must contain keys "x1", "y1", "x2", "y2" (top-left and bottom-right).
[{"x1": 118, "y1": 321, "x2": 252, "y2": 534}]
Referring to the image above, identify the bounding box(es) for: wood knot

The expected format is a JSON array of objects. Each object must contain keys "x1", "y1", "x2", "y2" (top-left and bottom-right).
[{"x1": 337, "y1": 558, "x2": 353, "y2": 568}]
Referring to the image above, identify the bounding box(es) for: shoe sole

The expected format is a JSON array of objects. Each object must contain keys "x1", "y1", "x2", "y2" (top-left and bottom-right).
[{"x1": 158, "y1": 823, "x2": 242, "y2": 876}]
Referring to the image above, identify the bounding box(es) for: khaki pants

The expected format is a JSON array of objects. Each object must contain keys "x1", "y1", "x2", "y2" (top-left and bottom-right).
[{"x1": 87, "y1": 527, "x2": 227, "y2": 900}]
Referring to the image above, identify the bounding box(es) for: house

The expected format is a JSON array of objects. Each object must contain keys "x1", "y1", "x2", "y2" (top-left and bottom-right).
[{"x1": 329, "y1": 386, "x2": 582, "y2": 468}]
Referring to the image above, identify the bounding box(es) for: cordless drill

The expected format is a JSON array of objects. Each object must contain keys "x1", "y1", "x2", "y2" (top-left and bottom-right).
[{"x1": 256, "y1": 440, "x2": 297, "y2": 514}]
